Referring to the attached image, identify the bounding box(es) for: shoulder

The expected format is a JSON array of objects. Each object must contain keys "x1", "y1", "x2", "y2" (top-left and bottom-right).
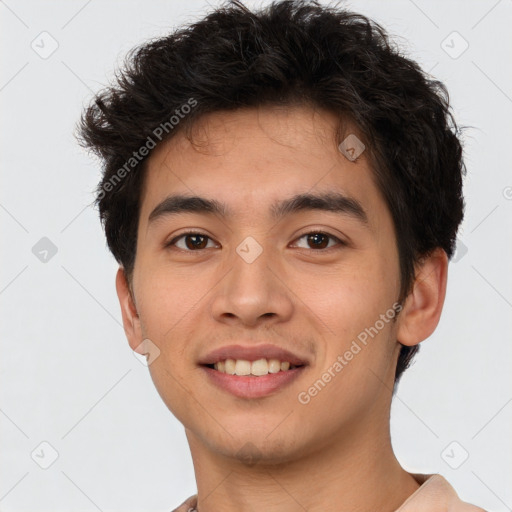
[
  {"x1": 175, "y1": 477, "x2": 488, "y2": 512},
  {"x1": 172, "y1": 494, "x2": 198, "y2": 512},
  {"x1": 397, "y1": 473, "x2": 486, "y2": 512}
]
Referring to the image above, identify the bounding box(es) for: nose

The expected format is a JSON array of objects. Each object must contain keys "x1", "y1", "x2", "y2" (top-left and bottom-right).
[{"x1": 210, "y1": 240, "x2": 294, "y2": 328}]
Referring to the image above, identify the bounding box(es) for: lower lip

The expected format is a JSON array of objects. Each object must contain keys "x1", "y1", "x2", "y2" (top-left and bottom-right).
[{"x1": 201, "y1": 366, "x2": 306, "y2": 399}]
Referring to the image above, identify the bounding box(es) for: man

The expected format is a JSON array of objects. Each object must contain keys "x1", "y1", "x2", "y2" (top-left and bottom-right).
[{"x1": 78, "y1": 1, "x2": 486, "y2": 510}]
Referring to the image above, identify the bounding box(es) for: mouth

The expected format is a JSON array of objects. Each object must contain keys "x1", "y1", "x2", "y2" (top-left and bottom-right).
[
  {"x1": 202, "y1": 358, "x2": 304, "y2": 376},
  {"x1": 198, "y1": 344, "x2": 310, "y2": 398},
  {"x1": 199, "y1": 351, "x2": 309, "y2": 398}
]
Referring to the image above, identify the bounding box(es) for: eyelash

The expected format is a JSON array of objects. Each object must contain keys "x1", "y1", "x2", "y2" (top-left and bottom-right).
[{"x1": 165, "y1": 230, "x2": 347, "y2": 253}]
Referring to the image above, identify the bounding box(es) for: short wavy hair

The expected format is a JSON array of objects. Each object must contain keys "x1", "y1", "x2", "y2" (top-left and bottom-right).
[{"x1": 77, "y1": 0, "x2": 466, "y2": 384}]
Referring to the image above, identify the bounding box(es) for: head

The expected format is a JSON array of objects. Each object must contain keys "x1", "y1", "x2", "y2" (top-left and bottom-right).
[{"x1": 78, "y1": 0, "x2": 464, "y2": 463}]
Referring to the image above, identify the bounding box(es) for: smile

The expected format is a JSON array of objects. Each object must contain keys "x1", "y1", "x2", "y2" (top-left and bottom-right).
[{"x1": 207, "y1": 358, "x2": 302, "y2": 376}]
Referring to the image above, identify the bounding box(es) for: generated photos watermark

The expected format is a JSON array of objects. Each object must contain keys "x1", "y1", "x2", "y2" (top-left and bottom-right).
[
  {"x1": 97, "y1": 97, "x2": 198, "y2": 200},
  {"x1": 297, "y1": 302, "x2": 402, "y2": 405}
]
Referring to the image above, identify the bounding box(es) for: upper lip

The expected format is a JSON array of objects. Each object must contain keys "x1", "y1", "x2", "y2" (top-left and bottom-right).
[{"x1": 198, "y1": 344, "x2": 309, "y2": 366}]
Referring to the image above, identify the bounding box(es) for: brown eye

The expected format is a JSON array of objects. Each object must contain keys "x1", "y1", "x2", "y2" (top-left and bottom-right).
[
  {"x1": 184, "y1": 234, "x2": 209, "y2": 250},
  {"x1": 293, "y1": 231, "x2": 345, "y2": 251},
  {"x1": 307, "y1": 233, "x2": 329, "y2": 249},
  {"x1": 167, "y1": 232, "x2": 215, "y2": 251}
]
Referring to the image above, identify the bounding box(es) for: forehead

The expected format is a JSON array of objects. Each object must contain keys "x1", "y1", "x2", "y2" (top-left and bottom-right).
[{"x1": 139, "y1": 106, "x2": 383, "y2": 226}]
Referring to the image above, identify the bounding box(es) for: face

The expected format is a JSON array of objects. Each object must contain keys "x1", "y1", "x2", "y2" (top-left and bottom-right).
[{"x1": 123, "y1": 105, "x2": 406, "y2": 463}]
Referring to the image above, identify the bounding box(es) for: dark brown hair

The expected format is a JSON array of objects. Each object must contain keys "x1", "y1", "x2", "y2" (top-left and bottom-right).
[{"x1": 77, "y1": 0, "x2": 466, "y2": 383}]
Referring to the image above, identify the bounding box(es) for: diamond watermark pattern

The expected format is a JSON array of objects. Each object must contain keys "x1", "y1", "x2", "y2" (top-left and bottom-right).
[
  {"x1": 451, "y1": 238, "x2": 468, "y2": 263},
  {"x1": 236, "y1": 236, "x2": 263, "y2": 264},
  {"x1": 441, "y1": 441, "x2": 469, "y2": 469},
  {"x1": 31, "y1": 31, "x2": 59, "y2": 60},
  {"x1": 32, "y1": 237, "x2": 58, "y2": 263},
  {"x1": 236, "y1": 442, "x2": 262, "y2": 467},
  {"x1": 338, "y1": 134, "x2": 365, "y2": 161},
  {"x1": 31, "y1": 441, "x2": 59, "y2": 469},
  {"x1": 133, "y1": 338, "x2": 161, "y2": 366},
  {"x1": 441, "y1": 31, "x2": 469, "y2": 59}
]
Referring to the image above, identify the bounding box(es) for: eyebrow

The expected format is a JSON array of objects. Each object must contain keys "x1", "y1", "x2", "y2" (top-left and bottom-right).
[{"x1": 148, "y1": 191, "x2": 369, "y2": 227}]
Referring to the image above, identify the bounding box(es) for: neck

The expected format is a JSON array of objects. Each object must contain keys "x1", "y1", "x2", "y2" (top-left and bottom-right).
[{"x1": 185, "y1": 418, "x2": 420, "y2": 512}]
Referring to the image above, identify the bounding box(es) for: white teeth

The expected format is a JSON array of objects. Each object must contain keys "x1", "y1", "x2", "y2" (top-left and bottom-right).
[
  {"x1": 212, "y1": 358, "x2": 298, "y2": 376},
  {"x1": 268, "y1": 359, "x2": 281, "y2": 373},
  {"x1": 235, "y1": 359, "x2": 251, "y2": 375},
  {"x1": 224, "y1": 358, "x2": 236, "y2": 375},
  {"x1": 251, "y1": 358, "x2": 269, "y2": 376}
]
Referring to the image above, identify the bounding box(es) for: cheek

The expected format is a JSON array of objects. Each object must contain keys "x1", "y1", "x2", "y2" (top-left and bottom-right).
[
  {"x1": 300, "y1": 255, "x2": 399, "y2": 376},
  {"x1": 135, "y1": 263, "x2": 201, "y2": 338},
  {"x1": 304, "y1": 259, "x2": 392, "y2": 331},
  {"x1": 134, "y1": 268, "x2": 204, "y2": 422}
]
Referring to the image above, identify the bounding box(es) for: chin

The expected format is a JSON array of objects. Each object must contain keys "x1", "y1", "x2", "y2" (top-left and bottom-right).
[{"x1": 194, "y1": 425, "x2": 308, "y2": 466}]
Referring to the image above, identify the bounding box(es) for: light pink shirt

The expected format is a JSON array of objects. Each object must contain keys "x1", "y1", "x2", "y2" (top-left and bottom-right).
[
  {"x1": 398, "y1": 474, "x2": 486, "y2": 511},
  {"x1": 172, "y1": 474, "x2": 487, "y2": 511}
]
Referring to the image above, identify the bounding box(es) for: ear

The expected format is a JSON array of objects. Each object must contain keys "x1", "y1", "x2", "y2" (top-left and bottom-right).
[
  {"x1": 115, "y1": 266, "x2": 143, "y2": 351},
  {"x1": 396, "y1": 248, "x2": 448, "y2": 347}
]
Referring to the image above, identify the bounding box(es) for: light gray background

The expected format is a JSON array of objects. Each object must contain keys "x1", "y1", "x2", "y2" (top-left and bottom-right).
[{"x1": 1, "y1": 1, "x2": 511, "y2": 511}]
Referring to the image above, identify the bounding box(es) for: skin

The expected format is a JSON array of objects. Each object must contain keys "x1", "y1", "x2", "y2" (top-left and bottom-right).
[{"x1": 116, "y1": 105, "x2": 448, "y2": 512}]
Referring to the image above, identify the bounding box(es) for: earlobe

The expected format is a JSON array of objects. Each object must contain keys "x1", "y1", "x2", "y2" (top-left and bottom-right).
[
  {"x1": 396, "y1": 248, "x2": 448, "y2": 347},
  {"x1": 115, "y1": 267, "x2": 142, "y2": 351}
]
